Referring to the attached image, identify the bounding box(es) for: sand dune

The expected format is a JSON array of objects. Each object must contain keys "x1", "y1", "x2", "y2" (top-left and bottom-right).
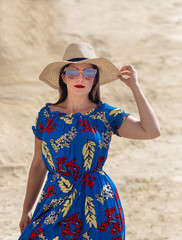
[{"x1": 0, "y1": 0, "x2": 182, "y2": 239}]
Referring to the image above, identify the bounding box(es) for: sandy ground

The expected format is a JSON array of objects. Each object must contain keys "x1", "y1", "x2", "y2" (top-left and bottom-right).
[{"x1": 0, "y1": 0, "x2": 182, "y2": 239}]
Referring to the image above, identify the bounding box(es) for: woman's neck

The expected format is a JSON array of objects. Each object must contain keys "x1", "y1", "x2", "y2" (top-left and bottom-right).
[{"x1": 63, "y1": 96, "x2": 95, "y2": 113}]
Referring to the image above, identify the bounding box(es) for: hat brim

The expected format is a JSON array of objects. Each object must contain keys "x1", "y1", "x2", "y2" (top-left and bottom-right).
[{"x1": 39, "y1": 58, "x2": 121, "y2": 89}]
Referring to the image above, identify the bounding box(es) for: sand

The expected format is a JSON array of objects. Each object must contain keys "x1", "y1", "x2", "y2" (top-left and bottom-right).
[{"x1": 0, "y1": 0, "x2": 182, "y2": 239}]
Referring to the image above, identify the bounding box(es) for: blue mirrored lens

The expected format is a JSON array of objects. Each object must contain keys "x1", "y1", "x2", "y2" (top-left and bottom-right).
[
  {"x1": 65, "y1": 69, "x2": 97, "y2": 79},
  {"x1": 66, "y1": 69, "x2": 79, "y2": 78},
  {"x1": 83, "y1": 69, "x2": 97, "y2": 78}
]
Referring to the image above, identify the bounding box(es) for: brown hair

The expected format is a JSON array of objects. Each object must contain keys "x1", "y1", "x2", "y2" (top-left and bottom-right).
[{"x1": 53, "y1": 64, "x2": 101, "y2": 105}]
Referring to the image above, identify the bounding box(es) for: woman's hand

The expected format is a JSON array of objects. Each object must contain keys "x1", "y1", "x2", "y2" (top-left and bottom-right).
[
  {"x1": 19, "y1": 137, "x2": 47, "y2": 234},
  {"x1": 117, "y1": 65, "x2": 160, "y2": 139},
  {"x1": 118, "y1": 65, "x2": 138, "y2": 89},
  {"x1": 19, "y1": 210, "x2": 32, "y2": 233}
]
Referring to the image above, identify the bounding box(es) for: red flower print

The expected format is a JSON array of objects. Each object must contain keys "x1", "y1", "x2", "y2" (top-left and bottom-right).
[
  {"x1": 38, "y1": 123, "x2": 45, "y2": 133},
  {"x1": 105, "y1": 207, "x2": 116, "y2": 221},
  {"x1": 72, "y1": 218, "x2": 82, "y2": 229},
  {"x1": 74, "y1": 227, "x2": 82, "y2": 237},
  {"x1": 78, "y1": 119, "x2": 97, "y2": 134},
  {"x1": 96, "y1": 156, "x2": 105, "y2": 169},
  {"x1": 65, "y1": 159, "x2": 80, "y2": 179},
  {"x1": 30, "y1": 223, "x2": 43, "y2": 238},
  {"x1": 111, "y1": 237, "x2": 122, "y2": 240},
  {"x1": 63, "y1": 169, "x2": 72, "y2": 176},
  {"x1": 30, "y1": 231, "x2": 35, "y2": 239},
  {"x1": 81, "y1": 173, "x2": 96, "y2": 188},
  {"x1": 56, "y1": 157, "x2": 67, "y2": 173},
  {"x1": 98, "y1": 220, "x2": 110, "y2": 232},
  {"x1": 116, "y1": 213, "x2": 121, "y2": 220},
  {"x1": 110, "y1": 222, "x2": 121, "y2": 235},
  {"x1": 61, "y1": 224, "x2": 73, "y2": 236},
  {"x1": 38, "y1": 118, "x2": 58, "y2": 135},
  {"x1": 70, "y1": 164, "x2": 80, "y2": 172},
  {"x1": 44, "y1": 186, "x2": 56, "y2": 197},
  {"x1": 59, "y1": 213, "x2": 82, "y2": 239},
  {"x1": 115, "y1": 191, "x2": 120, "y2": 201},
  {"x1": 119, "y1": 206, "x2": 123, "y2": 215},
  {"x1": 112, "y1": 120, "x2": 120, "y2": 134},
  {"x1": 46, "y1": 118, "x2": 58, "y2": 133},
  {"x1": 58, "y1": 219, "x2": 66, "y2": 228},
  {"x1": 65, "y1": 158, "x2": 75, "y2": 168},
  {"x1": 57, "y1": 158, "x2": 81, "y2": 180},
  {"x1": 73, "y1": 172, "x2": 80, "y2": 181},
  {"x1": 98, "y1": 222, "x2": 107, "y2": 232},
  {"x1": 57, "y1": 157, "x2": 67, "y2": 166},
  {"x1": 67, "y1": 213, "x2": 79, "y2": 222},
  {"x1": 115, "y1": 191, "x2": 123, "y2": 217},
  {"x1": 121, "y1": 216, "x2": 125, "y2": 229}
]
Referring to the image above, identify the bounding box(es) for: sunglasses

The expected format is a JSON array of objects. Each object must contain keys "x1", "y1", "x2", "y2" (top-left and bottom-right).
[{"x1": 64, "y1": 68, "x2": 97, "y2": 80}]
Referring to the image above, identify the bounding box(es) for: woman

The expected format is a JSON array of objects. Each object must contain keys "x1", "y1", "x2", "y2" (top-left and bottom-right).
[{"x1": 19, "y1": 42, "x2": 160, "y2": 240}]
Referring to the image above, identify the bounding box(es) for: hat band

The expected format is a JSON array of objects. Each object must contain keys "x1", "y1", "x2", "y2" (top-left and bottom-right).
[{"x1": 67, "y1": 57, "x2": 88, "y2": 62}]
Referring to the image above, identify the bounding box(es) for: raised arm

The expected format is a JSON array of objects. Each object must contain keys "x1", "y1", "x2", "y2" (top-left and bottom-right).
[
  {"x1": 19, "y1": 137, "x2": 47, "y2": 233},
  {"x1": 118, "y1": 65, "x2": 160, "y2": 139}
]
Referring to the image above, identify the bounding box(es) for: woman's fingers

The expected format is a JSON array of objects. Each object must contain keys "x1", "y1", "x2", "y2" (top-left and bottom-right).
[
  {"x1": 120, "y1": 65, "x2": 135, "y2": 72},
  {"x1": 19, "y1": 221, "x2": 29, "y2": 233},
  {"x1": 19, "y1": 222, "x2": 25, "y2": 233},
  {"x1": 120, "y1": 71, "x2": 130, "y2": 76},
  {"x1": 118, "y1": 64, "x2": 138, "y2": 88},
  {"x1": 19, "y1": 212, "x2": 32, "y2": 233}
]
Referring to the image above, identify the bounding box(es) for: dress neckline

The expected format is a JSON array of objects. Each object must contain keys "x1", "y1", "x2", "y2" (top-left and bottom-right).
[{"x1": 45, "y1": 101, "x2": 103, "y2": 116}]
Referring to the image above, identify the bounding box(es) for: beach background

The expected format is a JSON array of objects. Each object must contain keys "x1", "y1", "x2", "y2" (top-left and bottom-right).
[{"x1": 0, "y1": 0, "x2": 182, "y2": 239}]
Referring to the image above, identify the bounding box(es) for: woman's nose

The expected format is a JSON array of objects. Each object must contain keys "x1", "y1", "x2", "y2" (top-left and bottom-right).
[{"x1": 76, "y1": 72, "x2": 84, "y2": 81}]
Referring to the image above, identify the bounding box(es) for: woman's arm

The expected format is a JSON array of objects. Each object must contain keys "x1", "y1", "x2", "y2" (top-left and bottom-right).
[
  {"x1": 19, "y1": 137, "x2": 47, "y2": 233},
  {"x1": 118, "y1": 65, "x2": 160, "y2": 139}
]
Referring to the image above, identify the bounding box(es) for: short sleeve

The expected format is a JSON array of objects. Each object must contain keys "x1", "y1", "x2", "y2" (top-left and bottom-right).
[
  {"x1": 104, "y1": 103, "x2": 130, "y2": 137},
  {"x1": 32, "y1": 106, "x2": 49, "y2": 140}
]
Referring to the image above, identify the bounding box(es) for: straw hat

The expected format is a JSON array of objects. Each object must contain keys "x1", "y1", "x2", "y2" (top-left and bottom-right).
[{"x1": 39, "y1": 42, "x2": 121, "y2": 89}]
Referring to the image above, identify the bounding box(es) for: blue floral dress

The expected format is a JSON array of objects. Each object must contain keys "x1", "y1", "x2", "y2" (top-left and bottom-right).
[{"x1": 19, "y1": 101, "x2": 129, "y2": 240}]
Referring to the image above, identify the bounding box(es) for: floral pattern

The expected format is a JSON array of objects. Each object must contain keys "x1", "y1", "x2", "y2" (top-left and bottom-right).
[{"x1": 19, "y1": 101, "x2": 129, "y2": 240}]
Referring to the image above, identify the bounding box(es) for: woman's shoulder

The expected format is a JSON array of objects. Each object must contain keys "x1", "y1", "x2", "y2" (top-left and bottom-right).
[
  {"x1": 100, "y1": 102, "x2": 129, "y2": 120},
  {"x1": 100, "y1": 102, "x2": 122, "y2": 112},
  {"x1": 35, "y1": 103, "x2": 52, "y2": 119}
]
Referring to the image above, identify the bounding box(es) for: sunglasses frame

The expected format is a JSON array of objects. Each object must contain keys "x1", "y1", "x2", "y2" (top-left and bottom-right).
[{"x1": 64, "y1": 68, "x2": 97, "y2": 80}]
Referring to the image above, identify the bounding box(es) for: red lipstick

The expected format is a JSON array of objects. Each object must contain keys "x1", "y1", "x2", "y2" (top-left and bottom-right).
[{"x1": 75, "y1": 85, "x2": 85, "y2": 88}]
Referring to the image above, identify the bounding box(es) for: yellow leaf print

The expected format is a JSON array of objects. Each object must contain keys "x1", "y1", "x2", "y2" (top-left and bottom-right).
[
  {"x1": 61, "y1": 189, "x2": 77, "y2": 217},
  {"x1": 97, "y1": 168, "x2": 105, "y2": 175},
  {"x1": 38, "y1": 233, "x2": 45, "y2": 238},
  {"x1": 53, "y1": 237, "x2": 59, "y2": 240},
  {"x1": 58, "y1": 176, "x2": 73, "y2": 193},
  {"x1": 35, "y1": 113, "x2": 39, "y2": 128},
  {"x1": 82, "y1": 140, "x2": 96, "y2": 171},
  {"x1": 85, "y1": 196, "x2": 97, "y2": 228},
  {"x1": 109, "y1": 108, "x2": 124, "y2": 117},
  {"x1": 96, "y1": 196, "x2": 104, "y2": 205},
  {"x1": 82, "y1": 232, "x2": 88, "y2": 238},
  {"x1": 90, "y1": 112, "x2": 108, "y2": 124},
  {"x1": 42, "y1": 141, "x2": 55, "y2": 170},
  {"x1": 59, "y1": 113, "x2": 74, "y2": 124}
]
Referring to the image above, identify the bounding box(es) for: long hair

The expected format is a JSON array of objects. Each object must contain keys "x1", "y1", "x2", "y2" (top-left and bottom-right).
[{"x1": 53, "y1": 64, "x2": 101, "y2": 105}]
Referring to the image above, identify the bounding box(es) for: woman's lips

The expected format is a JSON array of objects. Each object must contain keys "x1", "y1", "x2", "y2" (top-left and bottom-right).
[{"x1": 75, "y1": 85, "x2": 85, "y2": 88}]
